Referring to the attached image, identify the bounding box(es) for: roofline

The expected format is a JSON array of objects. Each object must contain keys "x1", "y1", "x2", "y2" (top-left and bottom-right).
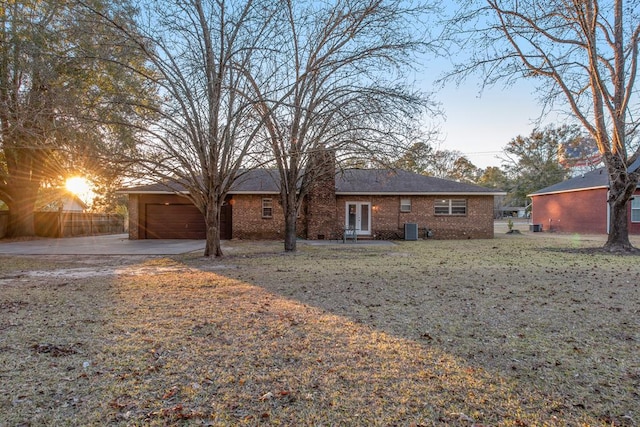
[
  {"x1": 527, "y1": 185, "x2": 608, "y2": 197},
  {"x1": 336, "y1": 191, "x2": 506, "y2": 196},
  {"x1": 117, "y1": 190, "x2": 281, "y2": 195},
  {"x1": 120, "y1": 190, "x2": 507, "y2": 196},
  {"x1": 228, "y1": 191, "x2": 280, "y2": 195},
  {"x1": 115, "y1": 190, "x2": 189, "y2": 195},
  {"x1": 119, "y1": 190, "x2": 505, "y2": 196}
]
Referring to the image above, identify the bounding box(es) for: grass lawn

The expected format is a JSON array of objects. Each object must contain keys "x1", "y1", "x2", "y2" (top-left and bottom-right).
[{"x1": 0, "y1": 233, "x2": 638, "y2": 426}]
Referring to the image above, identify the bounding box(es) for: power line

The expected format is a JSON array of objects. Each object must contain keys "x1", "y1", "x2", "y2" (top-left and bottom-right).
[{"x1": 462, "y1": 150, "x2": 503, "y2": 155}]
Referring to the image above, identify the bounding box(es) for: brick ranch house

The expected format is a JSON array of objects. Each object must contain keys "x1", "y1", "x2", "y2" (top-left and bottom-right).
[
  {"x1": 528, "y1": 159, "x2": 640, "y2": 234},
  {"x1": 121, "y1": 168, "x2": 504, "y2": 241}
]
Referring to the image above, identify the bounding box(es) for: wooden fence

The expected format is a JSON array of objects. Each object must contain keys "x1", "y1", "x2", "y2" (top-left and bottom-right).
[
  {"x1": 34, "y1": 212, "x2": 125, "y2": 238},
  {"x1": 0, "y1": 211, "x2": 7, "y2": 238}
]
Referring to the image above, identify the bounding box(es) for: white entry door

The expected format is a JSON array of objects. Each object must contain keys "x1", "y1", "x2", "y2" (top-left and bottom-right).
[{"x1": 345, "y1": 202, "x2": 371, "y2": 235}]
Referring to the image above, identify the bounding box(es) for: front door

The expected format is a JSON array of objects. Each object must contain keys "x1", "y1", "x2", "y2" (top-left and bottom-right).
[{"x1": 345, "y1": 202, "x2": 371, "y2": 235}]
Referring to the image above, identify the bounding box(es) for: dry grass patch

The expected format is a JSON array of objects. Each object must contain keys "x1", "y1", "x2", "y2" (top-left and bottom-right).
[{"x1": 0, "y1": 234, "x2": 638, "y2": 425}]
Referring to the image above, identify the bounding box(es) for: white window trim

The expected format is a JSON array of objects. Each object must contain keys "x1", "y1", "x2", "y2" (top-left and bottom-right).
[
  {"x1": 631, "y1": 197, "x2": 640, "y2": 223},
  {"x1": 400, "y1": 198, "x2": 411, "y2": 213},
  {"x1": 435, "y1": 198, "x2": 467, "y2": 216},
  {"x1": 262, "y1": 198, "x2": 273, "y2": 218}
]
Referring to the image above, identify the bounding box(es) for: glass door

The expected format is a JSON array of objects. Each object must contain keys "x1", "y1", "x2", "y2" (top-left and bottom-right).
[{"x1": 345, "y1": 202, "x2": 371, "y2": 235}]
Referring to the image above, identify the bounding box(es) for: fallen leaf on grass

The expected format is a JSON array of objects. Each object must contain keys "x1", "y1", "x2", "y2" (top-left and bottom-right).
[
  {"x1": 162, "y1": 386, "x2": 179, "y2": 400},
  {"x1": 146, "y1": 404, "x2": 206, "y2": 421},
  {"x1": 108, "y1": 395, "x2": 137, "y2": 410},
  {"x1": 259, "y1": 391, "x2": 273, "y2": 401},
  {"x1": 31, "y1": 343, "x2": 79, "y2": 357},
  {"x1": 453, "y1": 412, "x2": 474, "y2": 423}
]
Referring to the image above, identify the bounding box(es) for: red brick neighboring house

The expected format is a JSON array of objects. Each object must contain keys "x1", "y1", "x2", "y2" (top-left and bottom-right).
[
  {"x1": 528, "y1": 160, "x2": 640, "y2": 234},
  {"x1": 121, "y1": 168, "x2": 504, "y2": 240}
]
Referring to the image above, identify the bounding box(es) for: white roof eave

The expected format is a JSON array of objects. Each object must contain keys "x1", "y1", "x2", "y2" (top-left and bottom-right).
[
  {"x1": 527, "y1": 185, "x2": 609, "y2": 198},
  {"x1": 119, "y1": 190, "x2": 506, "y2": 197},
  {"x1": 336, "y1": 191, "x2": 506, "y2": 196}
]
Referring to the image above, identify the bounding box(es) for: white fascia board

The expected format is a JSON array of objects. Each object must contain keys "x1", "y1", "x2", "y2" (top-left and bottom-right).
[
  {"x1": 336, "y1": 192, "x2": 507, "y2": 196},
  {"x1": 114, "y1": 190, "x2": 190, "y2": 195},
  {"x1": 119, "y1": 190, "x2": 281, "y2": 195},
  {"x1": 527, "y1": 185, "x2": 608, "y2": 198},
  {"x1": 227, "y1": 191, "x2": 280, "y2": 195}
]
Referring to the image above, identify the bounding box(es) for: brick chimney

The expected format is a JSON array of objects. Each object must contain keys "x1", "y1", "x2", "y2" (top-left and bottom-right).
[{"x1": 306, "y1": 149, "x2": 337, "y2": 239}]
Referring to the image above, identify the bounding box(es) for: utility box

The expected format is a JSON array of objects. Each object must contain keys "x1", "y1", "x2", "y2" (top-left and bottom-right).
[
  {"x1": 530, "y1": 224, "x2": 542, "y2": 232},
  {"x1": 404, "y1": 223, "x2": 418, "y2": 240}
]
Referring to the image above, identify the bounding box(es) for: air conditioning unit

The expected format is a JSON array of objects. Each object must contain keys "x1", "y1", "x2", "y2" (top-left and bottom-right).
[{"x1": 404, "y1": 223, "x2": 418, "y2": 241}]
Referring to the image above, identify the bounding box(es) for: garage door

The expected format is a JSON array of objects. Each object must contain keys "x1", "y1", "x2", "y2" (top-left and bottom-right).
[
  {"x1": 145, "y1": 204, "x2": 206, "y2": 239},
  {"x1": 144, "y1": 203, "x2": 232, "y2": 239}
]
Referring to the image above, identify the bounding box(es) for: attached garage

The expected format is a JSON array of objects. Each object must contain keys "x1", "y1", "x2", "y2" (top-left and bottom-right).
[
  {"x1": 145, "y1": 203, "x2": 206, "y2": 239},
  {"x1": 128, "y1": 193, "x2": 232, "y2": 240}
]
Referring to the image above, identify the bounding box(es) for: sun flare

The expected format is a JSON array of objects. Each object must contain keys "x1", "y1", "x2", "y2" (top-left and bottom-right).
[{"x1": 65, "y1": 176, "x2": 91, "y2": 197}]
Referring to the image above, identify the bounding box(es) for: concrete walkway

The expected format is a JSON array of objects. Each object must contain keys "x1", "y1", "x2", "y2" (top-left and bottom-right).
[
  {"x1": 0, "y1": 234, "x2": 206, "y2": 255},
  {"x1": 0, "y1": 234, "x2": 395, "y2": 256},
  {"x1": 3, "y1": 224, "x2": 638, "y2": 256}
]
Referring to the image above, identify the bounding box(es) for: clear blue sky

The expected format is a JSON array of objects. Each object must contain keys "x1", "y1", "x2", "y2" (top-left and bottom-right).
[
  {"x1": 434, "y1": 79, "x2": 544, "y2": 169},
  {"x1": 417, "y1": 3, "x2": 549, "y2": 170},
  {"x1": 418, "y1": 70, "x2": 545, "y2": 170}
]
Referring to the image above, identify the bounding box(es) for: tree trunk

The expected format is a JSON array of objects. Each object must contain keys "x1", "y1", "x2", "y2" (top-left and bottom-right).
[
  {"x1": 6, "y1": 179, "x2": 40, "y2": 237},
  {"x1": 203, "y1": 200, "x2": 223, "y2": 257},
  {"x1": 283, "y1": 190, "x2": 298, "y2": 251},
  {"x1": 284, "y1": 209, "x2": 297, "y2": 252},
  {"x1": 605, "y1": 199, "x2": 633, "y2": 251},
  {"x1": 284, "y1": 212, "x2": 297, "y2": 252},
  {"x1": 604, "y1": 169, "x2": 638, "y2": 252}
]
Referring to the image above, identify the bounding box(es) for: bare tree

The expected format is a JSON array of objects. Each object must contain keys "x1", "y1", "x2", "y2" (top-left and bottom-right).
[
  {"x1": 90, "y1": 0, "x2": 275, "y2": 257},
  {"x1": 397, "y1": 146, "x2": 479, "y2": 182},
  {"x1": 444, "y1": 0, "x2": 640, "y2": 251},
  {"x1": 250, "y1": 0, "x2": 437, "y2": 252}
]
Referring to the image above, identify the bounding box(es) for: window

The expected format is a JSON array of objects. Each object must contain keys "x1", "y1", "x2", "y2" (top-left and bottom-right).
[
  {"x1": 435, "y1": 199, "x2": 467, "y2": 215},
  {"x1": 262, "y1": 198, "x2": 273, "y2": 218},
  {"x1": 632, "y1": 197, "x2": 640, "y2": 222},
  {"x1": 400, "y1": 198, "x2": 411, "y2": 212}
]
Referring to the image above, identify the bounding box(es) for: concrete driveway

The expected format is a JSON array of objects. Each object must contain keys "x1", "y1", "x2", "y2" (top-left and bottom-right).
[{"x1": 0, "y1": 234, "x2": 206, "y2": 255}]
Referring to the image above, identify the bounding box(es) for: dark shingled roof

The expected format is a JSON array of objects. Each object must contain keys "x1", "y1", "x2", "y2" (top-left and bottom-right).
[
  {"x1": 529, "y1": 168, "x2": 609, "y2": 196},
  {"x1": 118, "y1": 170, "x2": 281, "y2": 194},
  {"x1": 530, "y1": 157, "x2": 640, "y2": 196},
  {"x1": 228, "y1": 169, "x2": 280, "y2": 193},
  {"x1": 335, "y1": 169, "x2": 500, "y2": 194},
  {"x1": 118, "y1": 180, "x2": 189, "y2": 194},
  {"x1": 120, "y1": 169, "x2": 503, "y2": 195}
]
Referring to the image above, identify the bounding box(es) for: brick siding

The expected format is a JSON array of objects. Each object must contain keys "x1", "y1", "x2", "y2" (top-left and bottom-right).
[
  {"x1": 532, "y1": 188, "x2": 640, "y2": 234},
  {"x1": 128, "y1": 194, "x2": 140, "y2": 239},
  {"x1": 306, "y1": 150, "x2": 337, "y2": 240},
  {"x1": 128, "y1": 186, "x2": 496, "y2": 240},
  {"x1": 531, "y1": 189, "x2": 608, "y2": 233},
  {"x1": 231, "y1": 194, "x2": 309, "y2": 240},
  {"x1": 336, "y1": 195, "x2": 495, "y2": 240}
]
